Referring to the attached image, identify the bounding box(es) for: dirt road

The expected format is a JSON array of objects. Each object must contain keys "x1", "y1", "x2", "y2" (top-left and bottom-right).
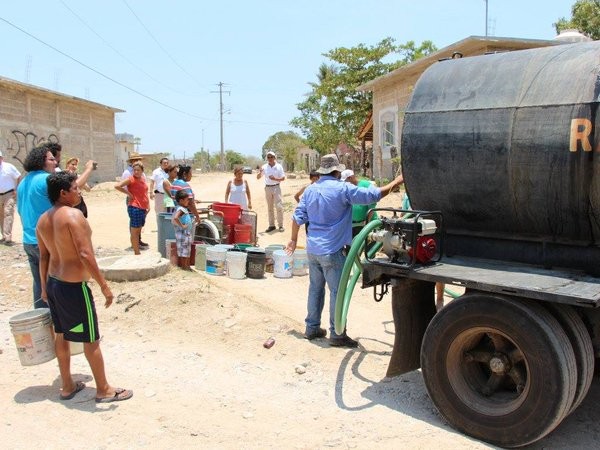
[{"x1": 1, "y1": 170, "x2": 598, "y2": 449}]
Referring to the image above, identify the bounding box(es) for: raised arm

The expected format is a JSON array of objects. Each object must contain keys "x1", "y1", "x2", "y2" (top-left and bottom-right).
[{"x1": 76, "y1": 160, "x2": 95, "y2": 191}]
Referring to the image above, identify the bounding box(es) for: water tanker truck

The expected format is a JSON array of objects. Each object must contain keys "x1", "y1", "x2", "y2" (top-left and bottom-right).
[{"x1": 336, "y1": 40, "x2": 600, "y2": 447}]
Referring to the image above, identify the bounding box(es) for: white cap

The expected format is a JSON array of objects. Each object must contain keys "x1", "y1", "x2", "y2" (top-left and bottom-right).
[
  {"x1": 266, "y1": 151, "x2": 276, "y2": 158},
  {"x1": 341, "y1": 169, "x2": 354, "y2": 181}
]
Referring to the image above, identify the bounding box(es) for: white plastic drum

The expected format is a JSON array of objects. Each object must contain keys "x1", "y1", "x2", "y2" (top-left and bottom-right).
[{"x1": 273, "y1": 249, "x2": 293, "y2": 278}]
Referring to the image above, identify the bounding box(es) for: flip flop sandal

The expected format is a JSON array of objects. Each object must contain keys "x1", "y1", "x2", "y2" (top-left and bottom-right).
[
  {"x1": 95, "y1": 388, "x2": 133, "y2": 403},
  {"x1": 60, "y1": 381, "x2": 86, "y2": 400}
]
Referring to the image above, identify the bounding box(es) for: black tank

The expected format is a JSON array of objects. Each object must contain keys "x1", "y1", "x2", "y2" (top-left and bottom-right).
[{"x1": 401, "y1": 41, "x2": 600, "y2": 274}]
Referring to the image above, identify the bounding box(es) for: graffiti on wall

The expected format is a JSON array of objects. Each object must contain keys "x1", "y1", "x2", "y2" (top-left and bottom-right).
[{"x1": 3, "y1": 130, "x2": 60, "y2": 165}]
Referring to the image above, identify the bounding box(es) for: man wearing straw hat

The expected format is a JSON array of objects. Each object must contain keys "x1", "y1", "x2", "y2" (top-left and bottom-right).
[{"x1": 286, "y1": 154, "x2": 403, "y2": 348}]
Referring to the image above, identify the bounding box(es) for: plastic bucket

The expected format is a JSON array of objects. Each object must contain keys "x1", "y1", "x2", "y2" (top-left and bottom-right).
[
  {"x1": 273, "y1": 249, "x2": 293, "y2": 278},
  {"x1": 226, "y1": 250, "x2": 247, "y2": 279},
  {"x1": 234, "y1": 223, "x2": 253, "y2": 244},
  {"x1": 246, "y1": 248, "x2": 266, "y2": 279},
  {"x1": 212, "y1": 202, "x2": 242, "y2": 226},
  {"x1": 194, "y1": 244, "x2": 211, "y2": 271},
  {"x1": 292, "y1": 249, "x2": 309, "y2": 276},
  {"x1": 157, "y1": 213, "x2": 175, "y2": 258},
  {"x1": 206, "y1": 246, "x2": 227, "y2": 276},
  {"x1": 265, "y1": 244, "x2": 285, "y2": 273},
  {"x1": 9, "y1": 308, "x2": 55, "y2": 366},
  {"x1": 166, "y1": 239, "x2": 178, "y2": 265}
]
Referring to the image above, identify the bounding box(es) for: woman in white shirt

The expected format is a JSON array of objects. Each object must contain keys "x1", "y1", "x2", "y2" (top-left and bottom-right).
[{"x1": 225, "y1": 167, "x2": 252, "y2": 209}]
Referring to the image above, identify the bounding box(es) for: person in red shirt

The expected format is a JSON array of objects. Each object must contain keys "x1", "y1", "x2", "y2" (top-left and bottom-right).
[{"x1": 115, "y1": 162, "x2": 150, "y2": 255}]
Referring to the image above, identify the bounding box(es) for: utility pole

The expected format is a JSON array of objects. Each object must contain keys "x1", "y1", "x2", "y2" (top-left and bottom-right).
[
  {"x1": 484, "y1": 0, "x2": 488, "y2": 36},
  {"x1": 211, "y1": 82, "x2": 230, "y2": 171}
]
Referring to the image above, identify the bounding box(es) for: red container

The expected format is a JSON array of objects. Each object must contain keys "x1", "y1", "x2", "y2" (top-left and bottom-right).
[
  {"x1": 234, "y1": 223, "x2": 252, "y2": 244},
  {"x1": 211, "y1": 202, "x2": 242, "y2": 226}
]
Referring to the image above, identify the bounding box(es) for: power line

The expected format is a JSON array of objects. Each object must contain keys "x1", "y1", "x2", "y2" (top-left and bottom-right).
[
  {"x1": 0, "y1": 15, "x2": 210, "y2": 120},
  {"x1": 122, "y1": 0, "x2": 205, "y2": 89},
  {"x1": 59, "y1": 0, "x2": 198, "y2": 97}
]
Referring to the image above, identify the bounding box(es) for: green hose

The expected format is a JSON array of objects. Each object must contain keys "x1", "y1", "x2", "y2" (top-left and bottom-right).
[
  {"x1": 333, "y1": 219, "x2": 462, "y2": 335},
  {"x1": 334, "y1": 219, "x2": 383, "y2": 335}
]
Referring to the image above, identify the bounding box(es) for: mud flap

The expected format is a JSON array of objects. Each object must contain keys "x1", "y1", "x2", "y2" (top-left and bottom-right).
[{"x1": 387, "y1": 278, "x2": 437, "y2": 377}]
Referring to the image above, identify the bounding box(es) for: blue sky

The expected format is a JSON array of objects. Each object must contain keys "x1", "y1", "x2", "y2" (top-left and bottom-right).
[{"x1": 0, "y1": 1, "x2": 575, "y2": 158}]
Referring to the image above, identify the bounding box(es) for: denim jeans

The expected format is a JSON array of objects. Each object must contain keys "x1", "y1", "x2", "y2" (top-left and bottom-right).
[
  {"x1": 305, "y1": 248, "x2": 346, "y2": 338},
  {"x1": 23, "y1": 243, "x2": 44, "y2": 308}
]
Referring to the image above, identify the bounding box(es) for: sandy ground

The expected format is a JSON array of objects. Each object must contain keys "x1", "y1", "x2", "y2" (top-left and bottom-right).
[{"x1": 1, "y1": 170, "x2": 599, "y2": 449}]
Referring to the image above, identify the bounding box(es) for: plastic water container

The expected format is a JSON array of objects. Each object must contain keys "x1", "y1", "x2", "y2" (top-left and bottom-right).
[
  {"x1": 234, "y1": 223, "x2": 253, "y2": 244},
  {"x1": 265, "y1": 244, "x2": 285, "y2": 273},
  {"x1": 206, "y1": 246, "x2": 227, "y2": 275},
  {"x1": 194, "y1": 243, "x2": 211, "y2": 271},
  {"x1": 226, "y1": 250, "x2": 247, "y2": 279},
  {"x1": 273, "y1": 249, "x2": 293, "y2": 278},
  {"x1": 9, "y1": 308, "x2": 56, "y2": 366},
  {"x1": 246, "y1": 248, "x2": 266, "y2": 279},
  {"x1": 292, "y1": 249, "x2": 309, "y2": 276}
]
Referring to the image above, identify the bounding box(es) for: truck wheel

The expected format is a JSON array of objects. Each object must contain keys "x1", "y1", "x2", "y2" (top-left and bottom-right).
[
  {"x1": 421, "y1": 294, "x2": 577, "y2": 448},
  {"x1": 544, "y1": 303, "x2": 594, "y2": 414}
]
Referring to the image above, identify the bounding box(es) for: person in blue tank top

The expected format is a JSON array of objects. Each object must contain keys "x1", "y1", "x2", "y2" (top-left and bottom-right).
[{"x1": 16, "y1": 144, "x2": 58, "y2": 308}]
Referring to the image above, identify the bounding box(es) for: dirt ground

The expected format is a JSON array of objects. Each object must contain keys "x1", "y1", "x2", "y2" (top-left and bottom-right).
[{"x1": 1, "y1": 170, "x2": 599, "y2": 449}]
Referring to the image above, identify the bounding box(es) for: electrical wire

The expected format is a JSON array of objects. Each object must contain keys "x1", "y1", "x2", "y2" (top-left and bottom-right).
[
  {"x1": 0, "y1": 15, "x2": 211, "y2": 121},
  {"x1": 122, "y1": 0, "x2": 206, "y2": 89},
  {"x1": 59, "y1": 0, "x2": 202, "y2": 97}
]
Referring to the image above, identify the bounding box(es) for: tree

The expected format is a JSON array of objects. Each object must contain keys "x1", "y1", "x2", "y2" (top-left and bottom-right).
[
  {"x1": 291, "y1": 38, "x2": 437, "y2": 154},
  {"x1": 555, "y1": 0, "x2": 600, "y2": 40},
  {"x1": 262, "y1": 131, "x2": 306, "y2": 171},
  {"x1": 224, "y1": 150, "x2": 245, "y2": 170}
]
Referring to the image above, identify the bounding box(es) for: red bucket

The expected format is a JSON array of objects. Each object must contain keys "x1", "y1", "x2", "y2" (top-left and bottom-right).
[
  {"x1": 212, "y1": 202, "x2": 242, "y2": 227},
  {"x1": 234, "y1": 223, "x2": 252, "y2": 244}
]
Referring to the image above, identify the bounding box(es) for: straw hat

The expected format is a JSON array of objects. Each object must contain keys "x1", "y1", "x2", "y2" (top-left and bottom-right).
[
  {"x1": 127, "y1": 152, "x2": 143, "y2": 162},
  {"x1": 316, "y1": 154, "x2": 345, "y2": 175}
]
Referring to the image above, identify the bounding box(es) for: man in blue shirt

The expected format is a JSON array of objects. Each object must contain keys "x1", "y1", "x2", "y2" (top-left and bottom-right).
[
  {"x1": 286, "y1": 154, "x2": 403, "y2": 348},
  {"x1": 17, "y1": 144, "x2": 58, "y2": 308}
]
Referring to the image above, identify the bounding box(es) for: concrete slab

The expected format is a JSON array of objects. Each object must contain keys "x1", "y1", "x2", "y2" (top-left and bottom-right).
[{"x1": 98, "y1": 252, "x2": 171, "y2": 282}]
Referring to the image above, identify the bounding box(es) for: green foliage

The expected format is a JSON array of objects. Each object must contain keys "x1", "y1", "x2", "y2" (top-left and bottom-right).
[
  {"x1": 262, "y1": 131, "x2": 306, "y2": 171},
  {"x1": 555, "y1": 0, "x2": 600, "y2": 39},
  {"x1": 291, "y1": 38, "x2": 437, "y2": 154}
]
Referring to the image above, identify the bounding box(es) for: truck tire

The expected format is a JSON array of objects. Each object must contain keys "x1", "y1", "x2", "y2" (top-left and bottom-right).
[
  {"x1": 421, "y1": 294, "x2": 577, "y2": 448},
  {"x1": 544, "y1": 303, "x2": 594, "y2": 414}
]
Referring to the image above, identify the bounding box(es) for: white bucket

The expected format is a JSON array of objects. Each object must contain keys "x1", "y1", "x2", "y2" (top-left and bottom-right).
[
  {"x1": 9, "y1": 308, "x2": 56, "y2": 366},
  {"x1": 226, "y1": 250, "x2": 247, "y2": 279},
  {"x1": 292, "y1": 249, "x2": 309, "y2": 276},
  {"x1": 69, "y1": 341, "x2": 84, "y2": 355},
  {"x1": 206, "y1": 246, "x2": 227, "y2": 276},
  {"x1": 273, "y1": 249, "x2": 293, "y2": 278}
]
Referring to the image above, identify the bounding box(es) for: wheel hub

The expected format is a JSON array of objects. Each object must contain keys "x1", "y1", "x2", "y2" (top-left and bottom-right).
[{"x1": 489, "y1": 353, "x2": 510, "y2": 374}]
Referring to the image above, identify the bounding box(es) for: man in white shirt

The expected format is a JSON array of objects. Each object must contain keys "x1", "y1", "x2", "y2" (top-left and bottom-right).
[
  {"x1": 257, "y1": 151, "x2": 286, "y2": 232},
  {"x1": 0, "y1": 150, "x2": 22, "y2": 245},
  {"x1": 149, "y1": 157, "x2": 169, "y2": 218}
]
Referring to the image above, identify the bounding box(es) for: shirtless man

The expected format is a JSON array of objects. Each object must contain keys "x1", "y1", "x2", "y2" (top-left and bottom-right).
[{"x1": 36, "y1": 171, "x2": 133, "y2": 403}]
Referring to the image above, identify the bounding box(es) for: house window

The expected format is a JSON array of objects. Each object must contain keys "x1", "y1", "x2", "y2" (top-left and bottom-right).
[
  {"x1": 383, "y1": 120, "x2": 395, "y2": 147},
  {"x1": 380, "y1": 109, "x2": 396, "y2": 149}
]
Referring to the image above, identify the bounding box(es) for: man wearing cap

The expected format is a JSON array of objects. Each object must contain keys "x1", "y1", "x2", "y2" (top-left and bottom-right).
[
  {"x1": 341, "y1": 169, "x2": 378, "y2": 239},
  {"x1": 122, "y1": 152, "x2": 149, "y2": 248},
  {"x1": 257, "y1": 151, "x2": 285, "y2": 232},
  {"x1": 0, "y1": 150, "x2": 22, "y2": 246},
  {"x1": 286, "y1": 154, "x2": 403, "y2": 348},
  {"x1": 149, "y1": 157, "x2": 169, "y2": 218}
]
